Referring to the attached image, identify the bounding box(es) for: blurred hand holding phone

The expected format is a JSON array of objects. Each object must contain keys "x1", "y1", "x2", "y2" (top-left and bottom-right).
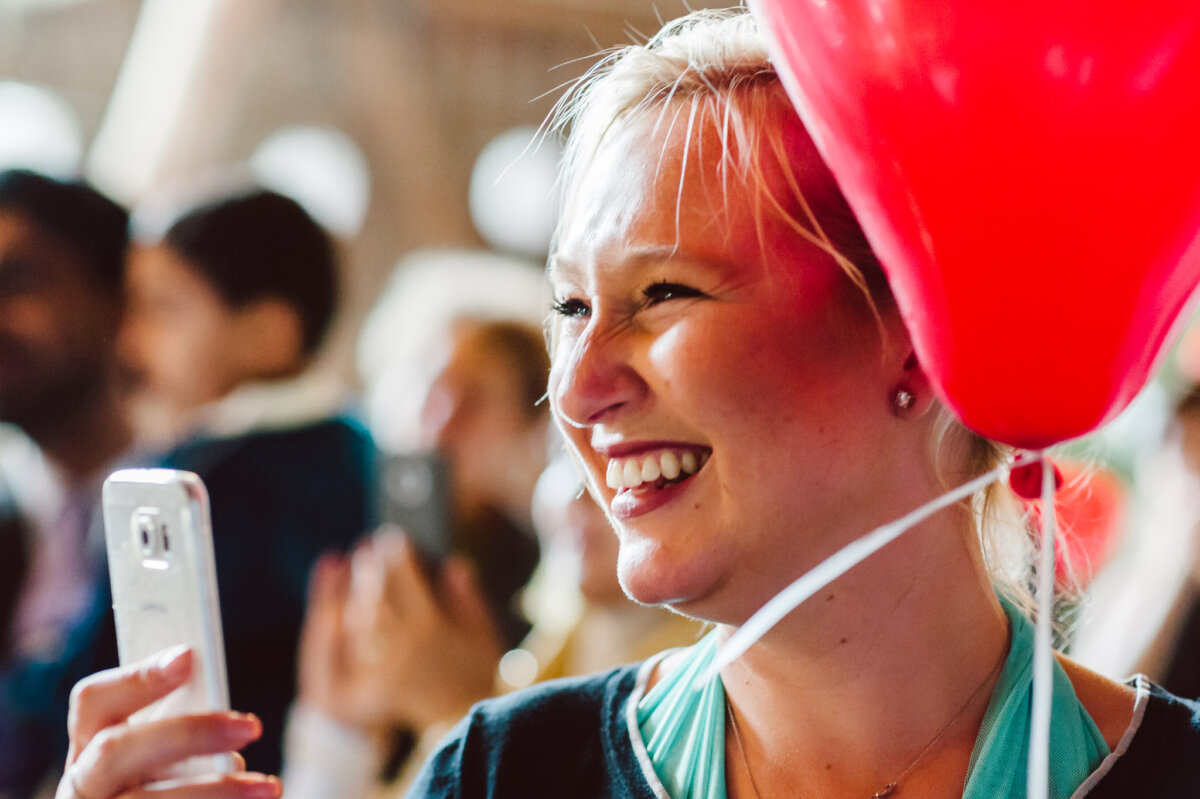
[{"x1": 376, "y1": 449, "x2": 538, "y2": 649}]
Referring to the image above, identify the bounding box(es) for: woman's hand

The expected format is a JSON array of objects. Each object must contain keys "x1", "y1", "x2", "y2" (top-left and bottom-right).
[
  {"x1": 297, "y1": 533, "x2": 504, "y2": 732},
  {"x1": 57, "y1": 647, "x2": 281, "y2": 799},
  {"x1": 295, "y1": 552, "x2": 359, "y2": 725},
  {"x1": 315, "y1": 530, "x2": 504, "y2": 731}
]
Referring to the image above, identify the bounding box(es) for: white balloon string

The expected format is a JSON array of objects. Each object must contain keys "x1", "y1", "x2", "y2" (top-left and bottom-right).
[
  {"x1": 700, "y1": 459, "x2": 1021, "y2": 685},
  {"x1": 1027, "y1": 452, "x2": 1056, "y2": 799}
]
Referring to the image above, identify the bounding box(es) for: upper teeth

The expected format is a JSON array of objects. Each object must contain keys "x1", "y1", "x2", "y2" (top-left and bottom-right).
[{"x1": 605, "y1": 449, "x2": 707, "y2": 491}]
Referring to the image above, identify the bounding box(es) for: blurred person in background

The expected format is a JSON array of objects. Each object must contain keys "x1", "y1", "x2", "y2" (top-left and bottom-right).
[
  {"x1": 281, "y1": 255, "x2": 548, "y2": 797},
  {"x1": 353, "y1": 250, "x2": 552, "y2": 652},
  {"x1": 0, "y1": 169, "x2": 132, "y2": 795},
  {"x1": 110, "y1": 186, "x2": 376, "y2": 774},
  {"x1": 355, "y1": 249, "x2": 549, "y2": 466},
  {"x1": 416, "y1": 318, "x2": 550, "y2": 539}
]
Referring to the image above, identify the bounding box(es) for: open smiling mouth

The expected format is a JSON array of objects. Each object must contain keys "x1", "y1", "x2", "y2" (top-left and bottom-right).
[{"x1": 605, "y1": 448, "x2": 712, "y2": 493}]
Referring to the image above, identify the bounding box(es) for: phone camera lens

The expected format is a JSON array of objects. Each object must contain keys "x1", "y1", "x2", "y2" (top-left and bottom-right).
[{"x1": 135, "y1": 514, "x2": 158, "y2": 556}]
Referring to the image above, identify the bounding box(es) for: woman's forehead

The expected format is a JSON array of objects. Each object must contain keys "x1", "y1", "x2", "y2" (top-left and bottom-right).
[
  {"x1": 552, "y1": 110, "x2": 822, "y2": 280},
  {"x1": 559, "y1": 120, "x2": 723, "y2": 230}
]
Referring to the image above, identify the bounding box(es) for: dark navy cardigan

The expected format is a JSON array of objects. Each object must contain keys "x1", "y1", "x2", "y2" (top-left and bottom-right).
[{"x1": 408, "y1": 664, "x2": 1200, "y2": 798}]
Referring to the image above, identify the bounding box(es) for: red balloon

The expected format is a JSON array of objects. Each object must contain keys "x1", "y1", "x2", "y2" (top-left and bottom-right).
[
  {"x1": 751, "y1": 0, "x2": 1200, "y2": 448},
  {"x1": 1020, "y1": 461, "x2": 1128, "y2": 587}
]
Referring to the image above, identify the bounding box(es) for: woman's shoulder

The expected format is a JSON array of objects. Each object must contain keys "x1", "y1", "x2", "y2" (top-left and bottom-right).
[
  {"x1": 406, "y1": 663, "x2": 655, "y2": 798},
  {"x1": 1057, "y1": 655, "x2": 1138, "y2": 749}
]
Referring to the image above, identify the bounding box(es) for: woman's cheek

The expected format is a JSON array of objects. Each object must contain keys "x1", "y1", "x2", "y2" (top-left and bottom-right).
[
  {"x1": 646, "y1": 320, "x2": 709, "y2": 374},
  {"x1": 647, "y1": 317, "x2": 759, "y2": 404}
]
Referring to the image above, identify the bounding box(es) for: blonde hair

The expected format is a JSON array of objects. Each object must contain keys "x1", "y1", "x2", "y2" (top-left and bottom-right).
[
  {"x1": 552, "y1": 9, "x2": 888, "y2": 308},
  {"x1": 549, "y1": 7, "x2": 1035, "y2": 609}
]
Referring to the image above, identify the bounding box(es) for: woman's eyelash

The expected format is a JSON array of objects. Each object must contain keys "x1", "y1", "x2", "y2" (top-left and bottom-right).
[
  {"x1": 551, "y1": 283, "x2": 703, "y2": 318},
  {"x1": 551, "y1": 297, "x2": 590, "y2": 318},
  {"x1": 642, "y1": 281, "x2": 705, "y2": 304}
]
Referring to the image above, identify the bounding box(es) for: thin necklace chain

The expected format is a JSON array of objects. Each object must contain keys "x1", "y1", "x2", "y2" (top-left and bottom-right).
[
  {"x1": 725, "y1": 643, "x2": 1008, "y2": 799},
  {"x1": 727, "y1": 698, "x2": 764, "y2": 799}
]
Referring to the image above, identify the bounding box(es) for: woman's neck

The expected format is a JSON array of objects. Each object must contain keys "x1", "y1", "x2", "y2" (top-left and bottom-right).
[{"x1": 717, "y1": 518, "x2": 1009, "y2": 799}]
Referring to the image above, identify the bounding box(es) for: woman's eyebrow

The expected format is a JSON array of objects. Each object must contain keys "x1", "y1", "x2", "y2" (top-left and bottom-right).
[{"x1": 550, "y1": 246, "x2": 724, "y2": 281}]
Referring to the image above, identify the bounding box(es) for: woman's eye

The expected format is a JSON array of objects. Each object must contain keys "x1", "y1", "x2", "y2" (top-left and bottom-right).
[
  {"x1": 551, "y1": 297, "x2": 591, "y2": 318},
  {"x1": 642, "y1": 281, "x2": 705, "y2": 305}
]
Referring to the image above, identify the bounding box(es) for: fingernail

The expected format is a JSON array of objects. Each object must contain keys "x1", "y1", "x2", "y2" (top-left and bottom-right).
[
  {"x1": 156, "y1": 644, "x2": 190, "y2": 678},
  {"x1": 226, "y1": 712, "x2": 262, "y2": 741},
  {"x1": 231, "y1": 775, "x2": 281, "y2": 799},
  {"x1": 246, "y1": 776, "x2": 283, "y2": 798}
]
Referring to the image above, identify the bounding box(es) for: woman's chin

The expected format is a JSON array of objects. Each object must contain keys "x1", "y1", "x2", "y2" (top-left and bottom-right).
[{"x1": 616, "y1": 537, "x2": 731, "y2": 612}]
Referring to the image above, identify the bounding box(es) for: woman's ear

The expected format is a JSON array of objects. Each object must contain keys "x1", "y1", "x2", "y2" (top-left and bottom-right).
[
  {"x1": 232, "y1": 298, "x2": 305, "y2": 378},
  {"x1": 890, "y1": 348, "x2": 937, "y2": 419}
]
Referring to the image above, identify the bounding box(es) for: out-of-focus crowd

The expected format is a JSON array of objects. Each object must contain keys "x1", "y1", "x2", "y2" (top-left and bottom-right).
[{"x1": 0, "y1": 168, "x2": 702, "y2": 797}]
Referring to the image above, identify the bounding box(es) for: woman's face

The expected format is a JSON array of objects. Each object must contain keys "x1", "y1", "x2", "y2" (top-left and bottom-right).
[
  {"x1": 121, "y1": 243, "x2": 245, "y2": 413},
  {"x1": 548, "y1": 112, "x2": 916, "y2": 623},
  {"x1": 417, "y1": 324, "x2": 540, "y2": 517}
]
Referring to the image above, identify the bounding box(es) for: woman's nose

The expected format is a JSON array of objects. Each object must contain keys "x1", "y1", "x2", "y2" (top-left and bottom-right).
[{"x1": 551, "y1": 321, "x2": 646, "y2": 429}]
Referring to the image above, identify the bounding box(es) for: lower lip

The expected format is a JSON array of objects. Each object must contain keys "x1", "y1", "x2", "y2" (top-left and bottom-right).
[{"x1": 609, "y1": 471, "x2": 699, "y2": 520}]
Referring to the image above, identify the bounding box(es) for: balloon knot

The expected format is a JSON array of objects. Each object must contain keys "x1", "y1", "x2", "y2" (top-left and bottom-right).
[{"x1": 1008, "y1": 458, "x2": 1063, "y2": 500}]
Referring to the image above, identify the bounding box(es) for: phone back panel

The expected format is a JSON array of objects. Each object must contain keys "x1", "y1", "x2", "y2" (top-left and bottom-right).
[
  {"x1": 379, "y1": 452, "x2": 452, "y2": 563},
  {"x1": 103, "y1": 468, "x2": 233, "y2": 778}
]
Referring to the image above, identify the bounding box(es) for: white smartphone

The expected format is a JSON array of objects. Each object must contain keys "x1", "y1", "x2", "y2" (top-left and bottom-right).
[{"x1": 102, "y1": 468, "x2": 234, "y2": 779}]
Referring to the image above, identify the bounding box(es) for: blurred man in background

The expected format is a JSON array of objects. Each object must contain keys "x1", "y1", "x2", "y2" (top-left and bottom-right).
[
  {"x1": 116, "y1": 185, "x2": 376, "y2": 773},
  {"x1": 0, "y1": 169, "x2": 132, "y2": 795}
]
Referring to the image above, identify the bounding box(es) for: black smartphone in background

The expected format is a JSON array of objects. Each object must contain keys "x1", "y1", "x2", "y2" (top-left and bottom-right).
[{"x1": 378, "y1": 452, "x2": 453, "y2": 568}]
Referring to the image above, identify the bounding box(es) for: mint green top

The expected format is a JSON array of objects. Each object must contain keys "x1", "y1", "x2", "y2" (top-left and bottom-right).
[{"x1": 635, "y1": 597, "x2": 1109, "y2": 799}]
